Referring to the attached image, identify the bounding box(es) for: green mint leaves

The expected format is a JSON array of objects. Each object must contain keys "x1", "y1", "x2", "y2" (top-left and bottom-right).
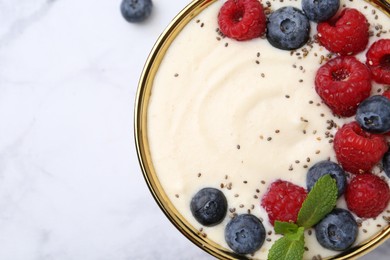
[
  {"x1": 297, "y1": 174, "x2": 338, "y2": 228},
  {"x1": 274, "y1": 221, "x2": 298, "y2": 235},
  {"x1": 268, "y1": 227, "x2": 305, "y2": 260},
  {"x1": 268, "y1": 174, "x2": 338, "y2": 260}
]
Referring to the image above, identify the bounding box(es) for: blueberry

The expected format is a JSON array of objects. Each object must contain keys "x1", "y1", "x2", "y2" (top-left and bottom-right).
[
  {"x1": 307, "y1": 160, "x2": 347, "y2": 197},
  {"x1": 315, "y1": 208, "x2": 358, "y2": 251},
  {"x1": 266, "y1": 6, "x2": 310, "y2": 50},
  {"x1": 302, "y1": 0, "x2": 339, "y2": 22},
  {"x1": 225, "y1": 214, "x2": 266, "y2": 255},
  {"x1": 120, "y1": 0, "x2": 153, "y2": 23},
  {"x1": 356, "y1": 95, "x2": 390, "y2": 134},
  {"x1": 383, "y1": 150, "x2": 390, "y2": 178},
  {"x1": 190, "y1": 187, "x2": 227, "y2": 226}
]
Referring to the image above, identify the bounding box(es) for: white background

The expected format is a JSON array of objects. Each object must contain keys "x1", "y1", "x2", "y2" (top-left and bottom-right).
[{"x1": 0, "y1": 0, "x2": 388, "y2": 259}]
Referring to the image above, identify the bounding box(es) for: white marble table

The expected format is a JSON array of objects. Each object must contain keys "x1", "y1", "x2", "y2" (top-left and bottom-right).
[{"x1": 0, "y1": 0, "x2": 388, "y2": 259}]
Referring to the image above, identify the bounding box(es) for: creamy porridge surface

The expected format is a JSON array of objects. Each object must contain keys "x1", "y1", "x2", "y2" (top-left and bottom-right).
[{"x1": 147, "y1": 0, "x2": 390, "y2": 258}]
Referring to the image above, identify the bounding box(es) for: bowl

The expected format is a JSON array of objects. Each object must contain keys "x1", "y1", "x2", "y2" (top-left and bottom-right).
[{"x1": 135, "y1": 0, "x2": 390, "y2": 259}]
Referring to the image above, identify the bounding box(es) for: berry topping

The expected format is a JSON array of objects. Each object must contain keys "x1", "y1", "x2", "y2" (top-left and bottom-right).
[
  {"x1": 317, "y1": 8, "x2": 369, "y2": 56},
  {"x1": 261, "y1": 180, "x2": 307, "y2": 225},
  {"x1": 356, "y1": 95, "x2": 390, "y2": 134},
  {"x1": 315, "y1": 208, "x2": 358, "y2": 251},
  {"x1": 383, "y1": 90, "x2": 390, "y2": 100},
  {"x1": 306, "y1": 160, "x2": 346, "y2": 197},
  {"x1": 315, "y1": 56, "x2": 371, "y2": 117},
  {"x1": 218, "y1": 0, "x2": 266, "y2": 41},
  {"x1": 345, "y1": 174, "x2": 390, "y2": 218},
  {"x1": 120, "y1": 0, "x2": 153, "y2": 23},
  {"x1": 225, "y1": 214, "x2": 266, "y2": 255},
  {"x1": 366, "y1": 39, "x2": 390, "y2": 85},
  {"x1": 190, "y1": 187, "x2": 227, "y2": 226},
  {"x1": 302, "y1": 0, "x2": 339, "y2": 22},
  {"x1": 334, "y1": 122, "x2": 388, "y2": 175},
  {"x1": 266, "y1": 6, "x2": 310, "y2": 50},
  {"x1": 383, "y1": 151, "x2": 390, "y2": 178}
]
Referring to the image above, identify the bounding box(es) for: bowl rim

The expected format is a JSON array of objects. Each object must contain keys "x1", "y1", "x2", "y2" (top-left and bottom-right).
[{"x1": 134, "y1": 0, "x2": 390, "y2": 259}]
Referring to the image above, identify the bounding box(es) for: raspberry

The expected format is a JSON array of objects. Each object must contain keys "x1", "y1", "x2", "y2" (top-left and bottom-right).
[
  {"x1": 315, "y1": 56, "x2": 371, "y2": 117},
  {"x1": 218, "y1": 0, "x2": 266, "y2": 41},
  {"x1": 345, "y1": 174, "x2": 390, "y2": 218},
  {"x1": 334, "y1": 122, "x2": 388, "y2": 175},
  {"x1": 383, "y1": 90, "x2": 390, "y2": 100},
  {"x1": 261, "y1": 180, "x2": 307, "y2": 225},
  {"x1": 317, "y1": 8, "x2": 369, "y2": 56},
  {"x1": 366, "y1": 39, "x2": 390, "y2": 85}
]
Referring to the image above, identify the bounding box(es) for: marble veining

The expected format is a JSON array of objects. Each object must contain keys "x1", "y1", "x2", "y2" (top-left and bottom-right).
[
  {"x1": 0, "y1": 0, "x2": 57, "y2": 47},
  {"x1": 0, "y1": 0, "x2": 388, "y2": 259}
]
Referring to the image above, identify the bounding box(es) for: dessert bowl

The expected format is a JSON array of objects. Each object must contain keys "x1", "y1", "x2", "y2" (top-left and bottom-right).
[{"x1": 135, "y1": 0, "x2": 390, "y2": 259}]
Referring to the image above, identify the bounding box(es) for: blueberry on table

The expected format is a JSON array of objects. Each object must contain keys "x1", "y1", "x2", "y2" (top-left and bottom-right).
[
  {"x1": 190, "y1": 187, "x2": 227, "y2": 226},
  {"x1": 302, "y1": 0, "x2": 339, "y2": 22},
  {"x1": 225, "y1": 214, "x2": 266, "y2": 255},
  {"x1": 120, "y1": 0, "x2": 153, "y2": 23},
  {"x1": 356, "y1": 95, "x2": 390, "y2": 134},
  {"x1": 315, "y1": 208, "x2": 358, "y2": 251},
  {"x1": 306, "y1": 160, "x2": 346, "y2": 197},
  {"x1": 266, "y1": 6, "x2": 310, "y2": 50}
]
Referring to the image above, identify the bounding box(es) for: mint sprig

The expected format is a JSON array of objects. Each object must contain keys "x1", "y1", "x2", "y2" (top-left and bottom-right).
[
  {"x1": 274, "y1": 221, "x2": 298, "y2": 235},
  {"x1": 268, "y1": 227, "x2": 305, "y2": 260},
  {"x1": 268, "y1": 174, "x2": 338, "y2": 260},
  {"x1": 297, "y1": 174, "x2": 338, "y2": 228}
]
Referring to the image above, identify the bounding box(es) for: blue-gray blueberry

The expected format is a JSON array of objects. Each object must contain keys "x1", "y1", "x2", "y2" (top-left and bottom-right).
[
  {"x1": 307, "y1": 160, "x2": 346, "y2": 197},
  {"x1": 190, "y1": 187, "x2": 227, "y2": 226},
  {"x1": 302, "y1": 0, "x2": 339, "y2": 22},
  {"x1": 382, "y1": 150, "x2": 390, "y2": 178},
  {"x1": 225, "y1": 214, "x2": 266, "y2": 255},
  {"x1": 121, "y1": 0, "x2": 153, "y2": 23},
  {"x1": 315, "y1": 208, "x2": 358, "y2": 251},
  {"x1": 267, "y1": 6, "x2": 310, "y2": 50},
  {"x1": 356, "y1": 95, "x2": 390, "y2": 134}
]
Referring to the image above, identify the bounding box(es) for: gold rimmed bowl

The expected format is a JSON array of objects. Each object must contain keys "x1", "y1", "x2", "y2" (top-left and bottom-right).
[{"x1": 135, "y1": 0, "x2": 390, "y2": 259}]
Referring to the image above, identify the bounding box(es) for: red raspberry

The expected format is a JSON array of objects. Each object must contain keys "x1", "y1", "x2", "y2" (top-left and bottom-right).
[
  {"x1": 334, "y1": 122, "x2": 388, "y2": 175},
  {"x1": 317, "y1": 8, "x2": 369, "y2": 56},
  {"x1": 366, "y1": 39, "x2": 390, "y2": 85},
  {"x1": 315, "y1": 56, "x2": 371, "y2": 117},
  {"x1": 261, "y1": 180, "x2": 307, "y2": 225},
  {"x1": 383, "y1": 90, "x2": 390, "y2": 100},
  {"x1": 345, "y1": 173, "x2": 390, "y2": 218},
  {"x1": 218, "y1": 0, "x2": 266, "y2": 41}
]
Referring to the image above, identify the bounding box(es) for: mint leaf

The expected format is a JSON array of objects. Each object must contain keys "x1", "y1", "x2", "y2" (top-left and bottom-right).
[
  {"x1": 285, "y1": 227, "x2": 305, "y2": 242},
  {"x1": 297, "y1": 174, "x2": 338, "y2": 228},
  {"x1": 274, "y1": 221, "x2": 299, "y2": 235},
  {"x1": 268, "y1": 227, "x2": 305, "y2": 260}
]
